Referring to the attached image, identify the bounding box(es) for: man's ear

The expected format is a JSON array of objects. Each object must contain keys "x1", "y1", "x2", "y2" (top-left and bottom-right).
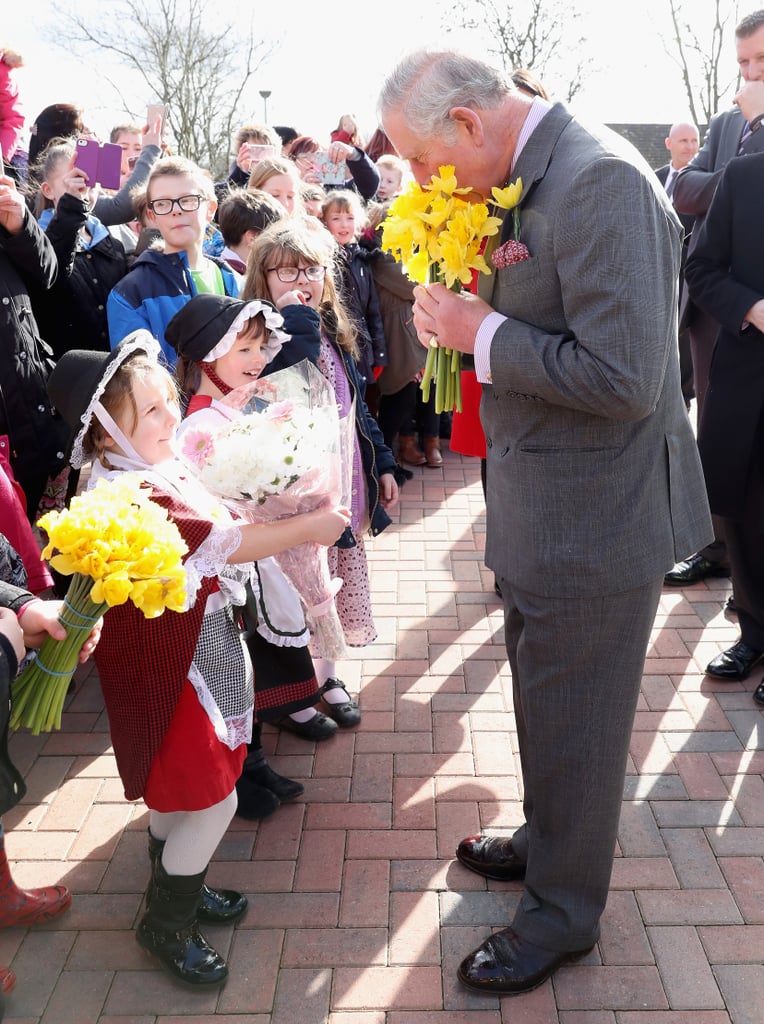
[{"x1": 449, "y1": 107, "x2": 485, "y2": 147}]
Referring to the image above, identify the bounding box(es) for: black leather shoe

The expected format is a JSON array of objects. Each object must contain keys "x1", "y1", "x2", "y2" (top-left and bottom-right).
[
  {"x1": 754, "y1": 680, "x2": 764, "y2": 705},
  {"x1": 278, "y1": 710, "x2": 338, "y2": 741},
  {"x1": 321, "y1": 678, "x2": 361, "y2": 728},
  {"x1": 457, "y1": 927, "x2": 593, "y2": 995},
  {"x1": 664, "y1": 553, "x2": 731, "y2": 586},
  {"x1": 706, "y1": 640, "x2": 764, "y2": 681},
  {"x1": 456, "y1": 835, "x2": 526, "y2": 881}
]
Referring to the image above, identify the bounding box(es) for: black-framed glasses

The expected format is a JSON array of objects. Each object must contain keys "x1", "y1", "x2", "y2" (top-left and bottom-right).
[
  {"x1": 147, "y1": 194, "x2": 205, "y2": 215},
  {"x1": 266, "y1": 265, "x2": 326, "y2": 283}
]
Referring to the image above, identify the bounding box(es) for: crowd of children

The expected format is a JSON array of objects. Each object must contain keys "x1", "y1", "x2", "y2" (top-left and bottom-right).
[{"x1": 0, "y1": 77, "x2": 447, "y2": 995}]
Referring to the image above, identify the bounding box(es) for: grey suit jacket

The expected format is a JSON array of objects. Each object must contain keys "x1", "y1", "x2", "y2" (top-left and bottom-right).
[{"x1": 481, "y1": 103, "x2": 713, "y2": 598}]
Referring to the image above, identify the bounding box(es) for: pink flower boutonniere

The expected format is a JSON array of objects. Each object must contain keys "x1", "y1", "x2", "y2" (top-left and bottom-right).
[{"x1": 490, "y1": 177, "x2": 530, "y2": 268}]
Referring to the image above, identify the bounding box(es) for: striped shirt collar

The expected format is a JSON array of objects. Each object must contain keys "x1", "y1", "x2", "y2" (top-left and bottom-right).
[{"x1": 510, "y1": 97, "x2": 553, "y2": 174}]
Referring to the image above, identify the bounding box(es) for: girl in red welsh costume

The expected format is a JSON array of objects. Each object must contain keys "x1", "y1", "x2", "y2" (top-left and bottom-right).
[{"x1": 47, "y1": 332, "x2": 349, "y2": 988}]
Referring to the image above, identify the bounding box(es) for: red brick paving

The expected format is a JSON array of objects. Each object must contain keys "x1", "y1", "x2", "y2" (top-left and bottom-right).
[{"x1": 4, "y1": 450, "x2": 763, "y2": 1022}]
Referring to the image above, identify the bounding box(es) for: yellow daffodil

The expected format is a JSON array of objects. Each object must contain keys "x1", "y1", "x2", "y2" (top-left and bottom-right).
[
  {"x1": 491, "y1": 177, "x2": 524, "y2": 210},
  {"x1": 11, "y1": 475, "x2": 189, "y2": 735}
]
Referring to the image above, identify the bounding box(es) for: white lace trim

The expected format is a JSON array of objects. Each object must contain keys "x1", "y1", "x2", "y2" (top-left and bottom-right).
[
  {"x1": 187, "y1": 662, "x2": 252, "y2": 750},
  {"x1": 184, "y1": 522, "x2": 249, "y2": 607}
]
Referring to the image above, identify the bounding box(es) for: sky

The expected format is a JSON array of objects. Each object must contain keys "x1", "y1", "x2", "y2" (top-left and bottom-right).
[{"x1": 5, "y1": 0, "x2": 741, "y2": 156}]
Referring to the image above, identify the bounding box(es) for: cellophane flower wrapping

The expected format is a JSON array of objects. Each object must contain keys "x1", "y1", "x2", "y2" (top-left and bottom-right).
[{"x1": 180, "y1": 359, "x2": 354, "y2": 660}]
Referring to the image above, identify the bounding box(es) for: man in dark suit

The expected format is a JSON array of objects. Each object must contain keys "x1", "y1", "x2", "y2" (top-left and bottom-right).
[
  {"x1": 664, "y1": 8, "x2": 764, "y2": 587},
  {"x1": 379, "y1": 50, "x2": 712, "y2": 997},
  {"x1": 656, "y1": 121, "x2": 699, "y2": 408},
  {"x1": 685, "y1": 151, "x2": 764, "y2": 696}
]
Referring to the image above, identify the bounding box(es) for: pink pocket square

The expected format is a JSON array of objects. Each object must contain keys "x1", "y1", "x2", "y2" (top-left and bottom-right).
[{"x1": 492, "y1": 239, "x2": 531, "y2": 268}]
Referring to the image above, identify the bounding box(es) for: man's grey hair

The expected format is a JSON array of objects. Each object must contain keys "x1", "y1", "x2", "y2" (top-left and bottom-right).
[
  {"x1": 736, "y1": 9, "x2": 764, "y2": 36},
  {"x1": 378, "y1": 50, "x2": 513, "y2": 144}
]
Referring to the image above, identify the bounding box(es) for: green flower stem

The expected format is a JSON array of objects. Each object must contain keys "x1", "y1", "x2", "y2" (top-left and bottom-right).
[
  {"x1": 10, "y1": 573, "x2": 108, "y2": 736},
  {"x1": 421, "y1": 341, "x2": 438, "y2": 404}
]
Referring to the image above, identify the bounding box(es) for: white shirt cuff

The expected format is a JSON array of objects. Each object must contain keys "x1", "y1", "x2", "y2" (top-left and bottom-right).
[{"x1": 474, "y1": 312, "x2": 508, "y2": 384}]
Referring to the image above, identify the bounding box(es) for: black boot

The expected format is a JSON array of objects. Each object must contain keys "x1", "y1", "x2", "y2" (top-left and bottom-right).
[
  {"x1": 147, "y1": 832, "x2": 247, "y2": 924},
  {"x1": 136, "y1": 862, "x2": 228, "y2": 985},
  {"x1": 241, "y1": 747, "x2": 304, "y2": 802}
]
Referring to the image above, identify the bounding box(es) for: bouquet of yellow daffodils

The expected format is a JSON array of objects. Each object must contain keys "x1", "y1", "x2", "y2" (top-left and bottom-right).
[
  {"x1": 381, "y1": 165, "x2": 522, "y2": 413},
  {"x1": 11, "y1": 475, "x2": 188, "y2": 735}
]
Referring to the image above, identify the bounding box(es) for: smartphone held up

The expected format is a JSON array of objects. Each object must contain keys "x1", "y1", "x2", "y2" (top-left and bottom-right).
[{"x1": 75, "y1": 138, "x2": 122, "y2": 191}]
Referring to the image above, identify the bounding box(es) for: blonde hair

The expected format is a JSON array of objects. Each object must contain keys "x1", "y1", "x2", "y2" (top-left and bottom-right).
[
  {"x1": 138, "y1": 155, "x2": 216, "y2": 208},
  {"x1": 243, "y1": 218, "x2": 358, "y2": 357},
  {"x1": 320, "y1": 188, "x2": 368, "y2": 234},
  {"x1": 247, "y1": 156, "x2": 301, "y2": 192}
]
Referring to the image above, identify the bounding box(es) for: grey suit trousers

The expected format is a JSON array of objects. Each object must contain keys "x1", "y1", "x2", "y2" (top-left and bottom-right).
[{"x1": 498, "y1": 574, "x2": 663, "y2": 951}]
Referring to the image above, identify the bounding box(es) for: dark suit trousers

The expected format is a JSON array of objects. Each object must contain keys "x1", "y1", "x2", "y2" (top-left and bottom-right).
[
  {"x1": 722, "y1": 434, "x2": 764, "y2": 649},
  {"x1": 690, "y1": 312, "x2": 728, "y2": 567},
  {"x1": 497, "y1": 575, "x2": 663, "y2": 951}
]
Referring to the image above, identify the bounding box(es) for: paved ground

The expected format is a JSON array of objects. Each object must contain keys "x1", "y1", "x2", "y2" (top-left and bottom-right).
[{"x1": 3, "y1": 448, "x2": 763, "y2": 1023}]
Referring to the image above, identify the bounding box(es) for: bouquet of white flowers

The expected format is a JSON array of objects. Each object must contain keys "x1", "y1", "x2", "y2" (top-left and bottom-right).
[{"x1": 180, "y1": 360, "x2": 353, "y2": 660}]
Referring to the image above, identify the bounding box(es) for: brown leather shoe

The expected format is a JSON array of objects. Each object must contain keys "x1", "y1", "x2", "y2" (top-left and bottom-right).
[
  {"x1": 456, "y1": 835, "x2": 526, "y2": 881},
  {"x1": 397, "y1": 435, "x2": 426, "y2": 466},
  {"x1": 423, "y1": 437, "x2": 442, "y2": 467},
  {"x1": 457, "y1": 927, "x2": 593, "y2": 995}
]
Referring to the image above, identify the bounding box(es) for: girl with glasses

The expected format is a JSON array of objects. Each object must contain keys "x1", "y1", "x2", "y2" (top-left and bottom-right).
[{"x1": 243, "y1": 217, "x2": 402, "y2": 728}]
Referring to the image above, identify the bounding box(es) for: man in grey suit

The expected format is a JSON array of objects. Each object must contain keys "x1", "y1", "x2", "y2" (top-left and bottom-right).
[
  {"x1": 379, "y1": 51, "x2": 713, "y2": 996},
  {"x1": 664, "y1": 8, "x2": 764, "y2": 589}
]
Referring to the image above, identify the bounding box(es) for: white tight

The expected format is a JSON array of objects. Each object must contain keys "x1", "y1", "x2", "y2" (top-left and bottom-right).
[{"x1": 149, "y1": 789, "x2": 238, "y2": 876}]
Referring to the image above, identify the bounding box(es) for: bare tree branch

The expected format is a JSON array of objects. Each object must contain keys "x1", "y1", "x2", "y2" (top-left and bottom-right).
[
  {"x1": 662, "y1": 0, "x2": 740, "y2": 124},
  {"x1": 443, "y1": 0, "x2": 594, "y2": 104},
  {"x1": 56, "y1": 0, "x2": 274, "y2": 177}
]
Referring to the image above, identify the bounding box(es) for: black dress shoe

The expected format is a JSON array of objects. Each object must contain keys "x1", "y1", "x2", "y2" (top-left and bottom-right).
[
  {"x1": 321, "y1": 678, "x2": 361, "y2": 728},
  {"x1": 664, "y1": 553, "x2": 731, "y2": 586},
  {"x1": 456, "y1": 835, "x2": 526, "y2": 881},
  {"x1": 457, "y1": 927, "x2": 593, "y2": 995},
  {"x1": 278, "y1": 710, "x2": 338, "y2": 741},
  {"x1": 706, "y1": 640, "x2": 764, "y2": 681},
  {"x1": 754, "y1": 680, "x2": 764, "y2": 705}
]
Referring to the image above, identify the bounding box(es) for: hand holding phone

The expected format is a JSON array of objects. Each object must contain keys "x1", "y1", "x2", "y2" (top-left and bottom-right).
[
  {"x1": 75, "y1": 139, "x2": 122, "y2": 191},
  {"x1": 313, "y1": 152, "x2": 346, "y2": 186}
]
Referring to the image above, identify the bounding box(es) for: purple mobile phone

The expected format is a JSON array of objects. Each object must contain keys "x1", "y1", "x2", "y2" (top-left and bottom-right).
[
  {"x1": 74, "y1": 138, "x2": 122, "y2": 190},
  {"x1": 74, "y1": 138, "x2": 100, "y2": 183}
]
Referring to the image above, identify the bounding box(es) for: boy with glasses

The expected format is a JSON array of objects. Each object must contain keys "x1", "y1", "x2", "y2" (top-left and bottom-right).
[{"x1": 107, "y1": 157, "x2": 240, "y2": 364}]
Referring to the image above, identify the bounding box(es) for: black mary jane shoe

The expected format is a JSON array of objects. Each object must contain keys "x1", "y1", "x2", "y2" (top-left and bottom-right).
[
  {"x1": 754, "y1": 679, "x2": 764, "y2": 705},
  {"x1": 278, "y1": 710, "x2": 338, "y2": 741},
  {"x1": 321, "y1": 678, "x2": 361, "y2": 728},
  {"x1": 457, "y1": 927, "x2": 594, "y2": 995},
  {"x1": 455, "y1": 835, "x2": 526, "y2": 881},
  {"x1": 705, "y1": 639, "x2": 764, "y2": 682}
]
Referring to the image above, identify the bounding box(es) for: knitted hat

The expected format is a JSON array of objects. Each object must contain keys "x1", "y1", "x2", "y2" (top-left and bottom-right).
[
  {"x1": 47, "y1": 331, "x2": 161, "y2": 468},
  {"x1": 164, "y1": 294, "x2": 288, "y2": 364}
]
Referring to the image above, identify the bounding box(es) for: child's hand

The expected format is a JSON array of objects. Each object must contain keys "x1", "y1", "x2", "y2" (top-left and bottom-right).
[
  {"x1": 307, "y1": 506, "x2": 351, "y2": 546},
  {"x1": 0, "y1": 175, "x2": 27, "y2": 235},
  {"x1": 1, "y1": 49, "x2": 23, "y2": 69},
  {"x1": 379, "y1": 472, "x2": 400, "y2": 512},
  {"x1": 274, "y1": 289, "x2": 311, "y2": 310},
  {"x1": 62, "y1": 155, "x2": 97, "y2": 204},
  {"x1": 0, "y1": 608, "x2": 25, "y2": 663},
  {"x1": 18, "y1": 599, "x2": 103, "y2": 662}
]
